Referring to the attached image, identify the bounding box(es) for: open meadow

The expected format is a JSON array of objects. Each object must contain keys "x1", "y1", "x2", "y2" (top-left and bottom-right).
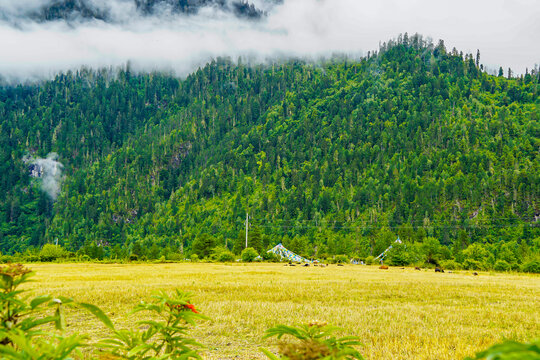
[{"x1": 27, "y1": 263, "x2": 539, "y2": 360}]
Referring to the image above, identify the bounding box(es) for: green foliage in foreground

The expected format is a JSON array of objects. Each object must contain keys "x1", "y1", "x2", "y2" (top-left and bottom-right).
[
  {"x1": 0, "y1": 264, "x2": 207, "y2": 360},
  {"x1": 0, "y1": 263, "x2": 87, "y2": 359},
  {"x1": 0, "y1": 264, "x2": 538, "y2": 359},
  {"x1": 91, "y1": 290, "x2": 209, "y2": 359},
  {"x1": 466, "y1": 339, "x2": 540, "y2": 360},
  {"x1": 261, "y1": 323, "x2": 364, "y2": 360}
]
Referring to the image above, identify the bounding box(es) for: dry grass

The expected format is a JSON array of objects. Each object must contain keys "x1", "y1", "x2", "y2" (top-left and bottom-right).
[{"x1": 27, "y1": 263, "x2": 539, "y2": 360}]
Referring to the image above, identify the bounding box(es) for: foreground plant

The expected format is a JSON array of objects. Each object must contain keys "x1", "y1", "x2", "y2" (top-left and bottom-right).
[
  {"x1": 0, "y1": 263, "x2": 208, "y2": 359},
  {"x1": 89, "y1": 289, "x2": 208, "y2": 359},
  {"x1": 0, "y1": 263, "x2": 86, "y2": 359},
  {"x1": 465, "y1": 339, "x2": 540, "y2": 360},
  {"x1": 260, "y1": 322, "x2": 364, "y2": 360}
]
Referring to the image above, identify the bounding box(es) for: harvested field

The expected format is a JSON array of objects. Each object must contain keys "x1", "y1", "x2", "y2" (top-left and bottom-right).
[{"x1": 28, "y1": 263, "x2": 540, "y2": 359}]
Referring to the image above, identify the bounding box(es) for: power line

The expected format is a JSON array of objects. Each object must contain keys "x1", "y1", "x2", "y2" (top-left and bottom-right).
[
  {"x1": 245, "y1": 220, "x2": 538, "y2": 230},
  {"x1": 248, "y1": 216, "x2": 537, "y2": 224}
]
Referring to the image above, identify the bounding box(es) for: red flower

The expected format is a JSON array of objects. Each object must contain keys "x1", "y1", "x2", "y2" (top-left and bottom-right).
[
  {"x1": 166, "y1": 302, "x2": 198, "y2": 313},
  {"x1": 183, "y1": 303, "x2": 198, "y2": 313}
]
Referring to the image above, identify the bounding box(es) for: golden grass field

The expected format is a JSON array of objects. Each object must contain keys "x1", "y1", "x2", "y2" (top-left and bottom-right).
[{"x1": 27, "y1": 263, "x2": 539, "y2": 360}]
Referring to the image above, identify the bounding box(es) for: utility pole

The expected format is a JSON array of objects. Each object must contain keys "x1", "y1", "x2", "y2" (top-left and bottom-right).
[{"x1": 244, "y1": 213, "x2": 250, "y2": 248}]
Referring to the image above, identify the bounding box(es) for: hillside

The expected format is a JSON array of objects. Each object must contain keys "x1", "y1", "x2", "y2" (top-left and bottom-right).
[
  {"x1": 0, "y1": 0, "x2": 271, "y2": 24},
  {"x1": 0, "y1": 35, "x2": 538, "y2": 267}
]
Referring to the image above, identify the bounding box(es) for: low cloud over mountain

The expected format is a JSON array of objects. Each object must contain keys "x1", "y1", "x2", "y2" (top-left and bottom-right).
[
  {"x1": 1, "y1": 0, "x2": 277, "y2": 23},
  {"x1": 0, "y1": 0, "x2": 538, "y2": 81}
]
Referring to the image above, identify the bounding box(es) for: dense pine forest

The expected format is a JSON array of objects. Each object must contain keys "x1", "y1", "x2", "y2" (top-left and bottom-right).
[
  {"x1": 0, "y1": 34, "x2": 538, "y2": 270},
  {"x1": 3, "y1": 0, "x2": 269, "y2": 23}
]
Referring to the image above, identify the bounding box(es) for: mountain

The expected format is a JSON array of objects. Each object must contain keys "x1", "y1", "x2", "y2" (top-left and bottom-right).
[
  {"x1": 0, "y1": 0, "x2": 274, "y2": 24},
  {"x1": 0, "y1": 35, "x2": 538, "y2": 266}
]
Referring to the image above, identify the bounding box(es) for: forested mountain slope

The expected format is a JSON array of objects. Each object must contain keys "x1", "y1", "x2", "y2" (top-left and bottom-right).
[
  {"x1": 0, "y1": 0, "x2": 270, "y2": 24},
  {"x1": 0, "y1": 35, "x2": 538, "y2": 265}
]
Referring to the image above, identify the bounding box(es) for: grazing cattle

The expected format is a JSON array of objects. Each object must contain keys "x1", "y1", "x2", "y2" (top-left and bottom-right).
[
  {"x1": 337, "y1": 263, "x2": 344, "y2": 267},
  {"x1": 415, "y1": 267, "x2": 421, "y2": 271},
  {"x1": 435, "y1": 268, "x2": 444, "y2": 273},
  {"x1": 472, "y1": 272, "x2": 478, "y2": 276},
  {"x1": 379, "y1": 265, "x2": 389, "y2": 270},
  {"x1": 303, "y1": 263, "x2": 310, "y2": 267}
]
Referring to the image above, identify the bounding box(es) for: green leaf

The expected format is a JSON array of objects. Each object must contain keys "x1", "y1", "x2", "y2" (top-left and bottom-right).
[
  {"x1": 473, "y1": 340, "x2": 540, "y2": 360},
  {"x1": 54, "y1": 305, "x2": 65, "y2": 330},
  {"x1": 30, "y1": 294, "x2": 52, "y2": 309},
  {"x1": 56, "y1": 295, "x2": 75, "y2": 305},
  {"x1": 260, "y1": 348, "x2": 281, "y2": 360},
  {"x1": 78, "y1": 302, "x2": 115, "y2": 330},
  {"x1": 19, "y1": 316, "x2": 58, "y2": 331},
  {"x1": 126, "y1": 343, "x2": 152, "y2": 357}
]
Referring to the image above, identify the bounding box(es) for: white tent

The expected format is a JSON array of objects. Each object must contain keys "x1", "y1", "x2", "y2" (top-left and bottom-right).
[{"x1": 267, "y1": 243, "x2": 312, "y2": 263}]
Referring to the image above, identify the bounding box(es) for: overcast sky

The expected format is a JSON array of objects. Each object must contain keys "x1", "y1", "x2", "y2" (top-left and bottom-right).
[{"x1": 0, "y1": 0, "x2": 538, "y2": 81}]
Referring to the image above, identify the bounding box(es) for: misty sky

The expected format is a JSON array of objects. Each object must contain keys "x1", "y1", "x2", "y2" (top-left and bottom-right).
[{"x1": 0, "y1": 0, "x2": 539, "y2": 81}]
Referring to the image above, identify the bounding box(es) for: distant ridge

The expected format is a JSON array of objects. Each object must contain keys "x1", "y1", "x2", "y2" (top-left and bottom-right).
[{"x1": 0, "y1": 0, "x2": 280, "y2": 24}]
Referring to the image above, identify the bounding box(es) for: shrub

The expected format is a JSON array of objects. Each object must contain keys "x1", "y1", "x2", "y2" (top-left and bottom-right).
[
  {"x1": 388, "y1": 252, "x2": 409, "y2": 266},
  {"x1": 39, "y1": 244, "x2": 66, "y2": 262},
  {"x1": 260, "y1": 322, "x2": 364, "y2": 360},
  {"x1": 0, "y1": 254, "x2": 17, "y2": 263},
  {"x1": 421, "y1": 237, "x2": 442, "y2": 265},
  {"x1": 521, "y1": 260, "x2": 540, "y2": 274},
  {"x1": 388, "y1": 243, "x2": 410, "y2": 266},
  {"x1": 217, "y1": 250, "x2": 236, "y2": 262},
  {"x1": 241, "y1": 247, "x2": 259, "y2": 262},
  {"x1": 463, "y1": 243, "x2": 490, "y2": 262},
  {"x1": 335, "y1": 255, "x2": 349, "y2": 264},
  {"x1": 261, "y1": 250, "x2": 278, "y2": 262},
  {"x1": 439, "y1": 260, "x2": 461, "y2": 270},
  {"x1": 494, "y1": 260, "x2": 511, "y2": 272},
  {"x1": 191, "y1": 234, "x2": 217, "y2": 259},
  {"x1": 463, "y1": 259, "x2": 485, "y2": 271},
  {"x1": 210, "y1": 246, "x2": 232, "y2": 262},
  {"x1": 167, "y1": 252, "x2": 183, "y2": 261},
  {"x1": 365, "y1": 256, "x2": 376, "y2": 265},
  {"x1": 190, "y1": 254, "x2": 199, "y2": 262},
  {"x1": 128, "y1": 254, "x2": 138, "y2": 261}
]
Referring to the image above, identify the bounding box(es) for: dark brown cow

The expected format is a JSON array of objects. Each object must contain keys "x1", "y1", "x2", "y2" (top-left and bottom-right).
[
  {"x1": 435, "y1": 268, "x2": 444, "y2": 273},
  {"x1": 379, "y1": 265, "x2": 389, "y2": 270}
]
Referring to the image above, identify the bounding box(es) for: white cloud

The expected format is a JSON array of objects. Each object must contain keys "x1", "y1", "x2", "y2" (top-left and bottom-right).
[
  {"x1": 0, "y1": 0, "x2": 538, "y2": 81},
  {"x1": 23, "y1": 152, "x2": 64, "y2": 201}
]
